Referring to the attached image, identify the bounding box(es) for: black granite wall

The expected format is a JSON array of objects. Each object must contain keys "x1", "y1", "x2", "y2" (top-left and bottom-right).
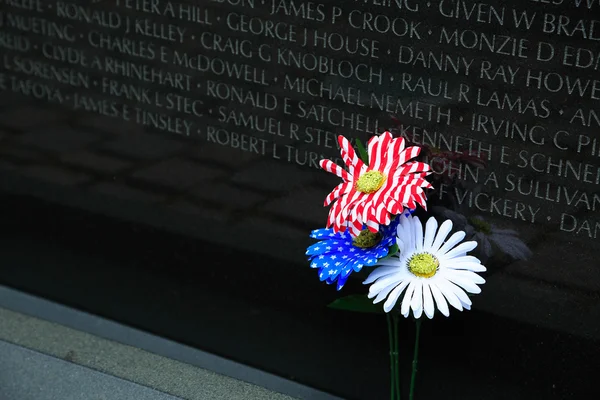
[{"x1": 1, "y1": 1, "x2": 599, "y2": 399}]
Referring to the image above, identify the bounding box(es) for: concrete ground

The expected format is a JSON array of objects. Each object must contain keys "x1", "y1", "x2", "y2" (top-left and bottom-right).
[
  {"x1": 1, "y1": 340, "x2": 188, "y2": 400},
  {"x1": 0, "y1": 286, "x2": 342, "y2": 400}
]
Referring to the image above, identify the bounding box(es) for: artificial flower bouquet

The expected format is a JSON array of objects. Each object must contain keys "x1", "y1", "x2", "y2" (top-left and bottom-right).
[{"x1": 306, "y1": 131, "x2": 487, "y2": 400}]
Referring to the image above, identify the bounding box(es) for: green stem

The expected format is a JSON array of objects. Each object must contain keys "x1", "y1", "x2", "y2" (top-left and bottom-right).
[
  {"x1": 393, "y1": 313, "x2": 401, "y2": 400},
  {"x1": 409, "y1": 319, "x2": 422, "y2": 400}
]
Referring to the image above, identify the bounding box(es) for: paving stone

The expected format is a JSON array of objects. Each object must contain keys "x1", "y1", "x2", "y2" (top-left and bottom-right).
[
  {"x1": 101, "y1": 133, "x2": 185, "y2": 160},
  {"x1": 0, "y1": 340, "x2": 186, "y2": 400},
  {"x1": 191, "y1": 183, "x2": 265, "y2": 210},
  {"x1": 265, "y1": 187, "x2": 328, "y2": 228},
  {"x1": 16, "y1": 128, "x2": 101, "y2": 153},
  {"x1": 18, "y1": 165, "x2": 91, "y2": 186},
  {"x1": 231, "y1": 160, "x2": 315, "y2": 192},
  {"x1": 60, "y1": 151, "x2": 131, "y2": 174},
  {"x1": 0, "y1": 308, "x2": 303, "y2": 400},
  {"x1": 90, "y1": 182, "x2": 164, "y2": 203},
  {"x1": 131, "y1": 159, "x2": 226, "y2": 191},
  {"x1": 0, "y1": 106, "x2": 66, "y2": 131}
]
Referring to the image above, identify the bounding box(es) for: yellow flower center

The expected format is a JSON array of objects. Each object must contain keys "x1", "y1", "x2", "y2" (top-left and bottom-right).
[
  {"x1": 355, "y1": 171, "x2": 386, "y2": 194},
  {"x1": 408, "y1": 253, "x2": 439, "y2": 278},
  {"x1": 352, "y1": 229, "x2": 382, "y2": 248},
  {"x1": 469, "y1": 217, "x2": 492, "y2": 235}
]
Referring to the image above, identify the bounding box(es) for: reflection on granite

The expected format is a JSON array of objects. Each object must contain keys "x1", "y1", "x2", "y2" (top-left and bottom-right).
[{"x1": 0, "y1": 69, "x2": 599, "y2": 400}]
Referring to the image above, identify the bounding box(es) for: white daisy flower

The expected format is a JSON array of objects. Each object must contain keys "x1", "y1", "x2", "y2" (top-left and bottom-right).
[{"x1": 364, "y1": 215, "x2": 486, "y2": 318}]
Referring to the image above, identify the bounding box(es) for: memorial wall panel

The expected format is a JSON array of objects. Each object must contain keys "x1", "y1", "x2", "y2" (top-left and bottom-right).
[{"x1": 0, "y1": 0, "x2": 599, "y2": 399}]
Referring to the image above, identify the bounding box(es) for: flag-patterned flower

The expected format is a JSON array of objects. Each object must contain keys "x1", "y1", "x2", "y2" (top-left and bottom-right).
[
  {"x1": 364, "y1": 214, "x2": 486, "y2": 318},
  {"x1": 320, "y1": 131, "x2": 432, "y2": 237},
  {"x1": 306, "y1": 217, "x2": 400, "y2": 291}
]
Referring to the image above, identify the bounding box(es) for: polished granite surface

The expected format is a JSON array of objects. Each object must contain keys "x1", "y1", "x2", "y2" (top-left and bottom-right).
[{"x1": 1, "y1": 1, "x2": 600, "y2": 399}]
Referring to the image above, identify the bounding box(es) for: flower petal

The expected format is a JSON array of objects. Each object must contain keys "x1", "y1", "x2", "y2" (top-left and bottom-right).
[
  {"x1": 443, "y1": 255, "x2": 485, "y2": 272},
  {"x1": 400, "y1": 280, "x2": 416, "y2": 316},
  {"x1": 324, "y1": 182, "x2": 352, "y2": 207},
  {"x1": 367, "y1": 272, "x2": 405, "y2": 295},
  {"x1": 422, "y1": 283, "x2": 435, "y2": 319},
  {"x1": 382, "y1": 136, "x2": 407, "y2": 172},
  {"x1": 397, "y1": 146, "x2": 422, "y2": 167},
  {"x1": 443, "y1": 270, "x2": 482, "y2": 294},
  {"x1": 434, "y1": 278, "x2": 463, "y2": 311},
  {"x1": 443, "y1": 241, "x2": 478, "y2": 259},
  {"x1": 490, "y1": 232, "x2": 532, "y2": 260},
  {"x1": 430, "y1": 219, "x2": 453, "y2": 253},
  {"x1": 444, "y1": 261, "x2": 487, "y2": 273},
  {"x1": 338, "y1": 135, "x2": 364, "y2": 177},
  {"x1": 406, "y1": 216, "x2": 416, "y2": 253},
  {"x1": 443, "y1": 255, "x2": 482, "y2": 266},
  {"x1": 414, "y1": 217, "x2": 424, "y2": 253},
  {"x1": 491, "y1": 228, "x2": 518, "y2": 235},
  {"x1": 383, "y1": 282, "x2": 408, "y2": 313},
  {"x1": 448, "y1": 269, "x2": 486, "y2": 285},
  {"x1": 364, "y1": 265, "x2": 398, "y2": 283},
  {"x1": 336, "y1": 269, "x2": 353, "y2": 291},
  {"x1": 368, "y1": 132, "x2": 392, "y2": 171},
  {"x1": 320, "y1": 159, "x2": 351, "y2": 181},
  {"x1": 444, "y1": 279, "x2": 473, "y2": 307},
  {"x1": 476, "y1": 233, "x2": 493, "y2": 259},
  {"x1": 429, "y1": 283, "x2": 450, "y2": 317},
  {"x1": 411, "y1": 281, "x2": 423, "y2": 319},
  {"x1": 309, "y1": 228, "x2": 334, "y2": 239},
  {"x1": 306, "y1": 240, "x2": 340, "y2": 256},
  {"x1": 436, "y1": 231, "x2": 466, "y2": 256},
  {"x1": 375, "y1": 257, "x2": 402, "y2": 267},
  {"x1": 375, "y1": 279, "x2": 409, "y2": 304},
  {"x1": 396, "y1": 238, "x2": 406, "y2": 255},
  {"x1": 423, "y1": 217, "x2": 438, "y2": 250}
]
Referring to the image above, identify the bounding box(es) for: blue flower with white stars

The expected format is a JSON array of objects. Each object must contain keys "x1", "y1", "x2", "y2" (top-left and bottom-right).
[{"x1": 306, "y1": 217, "x2": 401, "y2": 291}]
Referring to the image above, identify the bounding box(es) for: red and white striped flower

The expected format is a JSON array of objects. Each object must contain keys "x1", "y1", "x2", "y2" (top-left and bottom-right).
[{"x1": 320, "y1": 131, "x2": 432, "y2": 237}]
